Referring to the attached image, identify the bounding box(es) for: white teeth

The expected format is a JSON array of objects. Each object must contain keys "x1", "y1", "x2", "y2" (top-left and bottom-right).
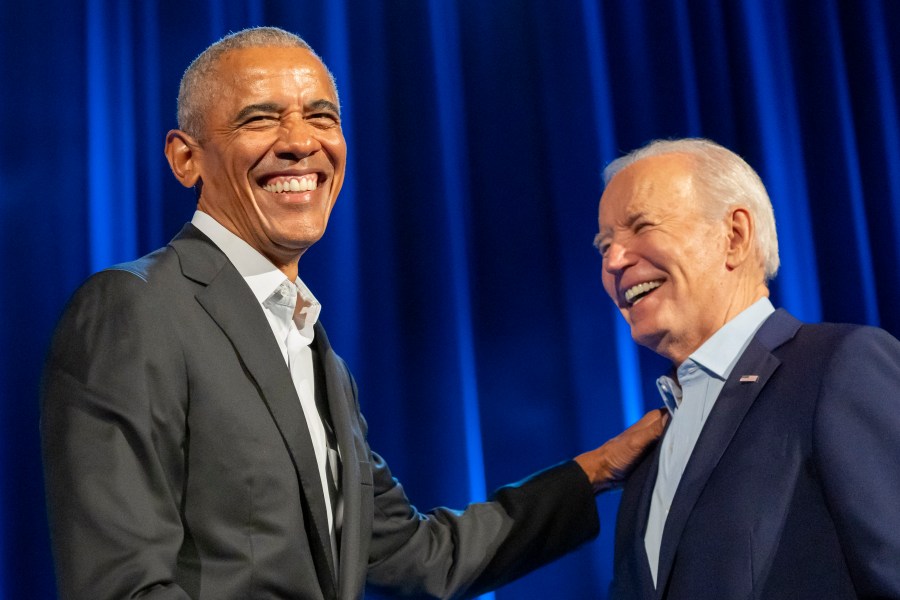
[
  {"x1": 624, "y1": 280, "x2": 662, "y2": 304},
  {"x1": 264, "y1": 175, "x2": 318, "y2": 193}
]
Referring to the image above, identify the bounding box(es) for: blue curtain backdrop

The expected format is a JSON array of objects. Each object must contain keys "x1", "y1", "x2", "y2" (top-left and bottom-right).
[{"x1": 2, "y1": 1, "x2": 899, "y2": 598}]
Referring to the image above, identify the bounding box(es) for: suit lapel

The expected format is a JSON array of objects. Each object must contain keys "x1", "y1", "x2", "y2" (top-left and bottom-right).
[
  {"x1": 654, "y1": 310, "x2": 801, "y2": 595},
  {"x1": 170, "y1": 225, "x2": 338, "y2": 596},
  {"x1": 313, "y1": 323, "x2": 365, "y2": 598}
]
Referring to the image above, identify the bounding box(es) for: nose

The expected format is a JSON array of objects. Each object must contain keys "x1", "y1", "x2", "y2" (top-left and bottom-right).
[
  {"x1": 274, "y1": 118, "x2": 321, "y2": 159},
  {"x1": 603, "y1": 241, "x2": 633, "y2": 275}
]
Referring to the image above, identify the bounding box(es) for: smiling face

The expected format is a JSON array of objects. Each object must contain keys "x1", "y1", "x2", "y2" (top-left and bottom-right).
[
  {"x1": 166, "y1": 46, "x2": 346, "y2": 278},
  {"x1": 596, "y1": 153, "x2": 752, "y2": 364}
]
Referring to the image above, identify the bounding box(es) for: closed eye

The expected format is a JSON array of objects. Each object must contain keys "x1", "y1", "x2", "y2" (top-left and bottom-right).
[
  {"x1": 308, "y1": 112, "x2": 340, "y2": 128},
  {"x1": 234, "y1": 102, "x2": 283, "y2": 126},
  {"x1": 306, "y1": 98, "x2": 341, "y2": 126},
  {"x1": 236, "y1": 115, "x2": 280, "y2": 132},
  {"x1": 633, "y1": 220, "x2": 653, "y2": 234},
  {"x1": 242, "y1": 115, "x2": 278, "y2": 125},
  {"x1": 593, "y1": 233, "x2": 610, "y2": 257}
]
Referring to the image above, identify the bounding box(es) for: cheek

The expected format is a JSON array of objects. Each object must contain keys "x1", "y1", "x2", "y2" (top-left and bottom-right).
[
  {"x1": 232, "y1": 137, "x2": 275, "y2": 169},
  {"x1": 326, "y1": 137, "x2": 348, "y2": 168},
  {"x1": 600, "y1": 270, "x2": 616, "y2": 300}
]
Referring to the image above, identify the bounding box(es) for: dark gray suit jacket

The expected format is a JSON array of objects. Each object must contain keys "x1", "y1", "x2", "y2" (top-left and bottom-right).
[{"x1": 41, "y1": 224, "x2": 598, "y2": 600}]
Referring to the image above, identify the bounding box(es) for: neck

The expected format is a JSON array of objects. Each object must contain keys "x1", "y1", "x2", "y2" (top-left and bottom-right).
[
  {"x1": 665, "y1": 285, "x2": 769, "y2": 366},
  {"x1": 276, "y1": 259, "x2": 300, "y2": 282}
]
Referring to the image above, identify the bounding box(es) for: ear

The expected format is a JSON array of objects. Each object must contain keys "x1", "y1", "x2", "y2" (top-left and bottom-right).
[
  {"x1": 164, "y1": 130, "x2": 202, "y2": 188},
  {"x1": 725, "y1": 207, "x2": 754, "y2": 270}
]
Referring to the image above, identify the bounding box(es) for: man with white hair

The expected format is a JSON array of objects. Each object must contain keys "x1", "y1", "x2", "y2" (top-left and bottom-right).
[{"x1": 595, "y1": 138, "x2": 900, "y2": 599}]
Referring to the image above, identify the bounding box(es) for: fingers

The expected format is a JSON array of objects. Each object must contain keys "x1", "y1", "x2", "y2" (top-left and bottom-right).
[
  {"x1": 632, "y1": 407, "x2": 669, "y2": 434},
  {"x1": 582, "y1": 408, "x2": 669, "y2": 494},
  {"x1": 619, "y1": 408, "x2": 668, "y2": 451}
]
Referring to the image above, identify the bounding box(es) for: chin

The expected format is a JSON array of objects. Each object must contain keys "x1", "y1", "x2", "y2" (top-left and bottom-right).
[
  {"x1": 630, "y1": 325, "x2": 666, "y2": 351},
  {"x1": 275, "y1": 218, "x2": 326, "y2": 239},
  {"x1": 294, "y1": 230, "x2": 328, "y2": 250}
]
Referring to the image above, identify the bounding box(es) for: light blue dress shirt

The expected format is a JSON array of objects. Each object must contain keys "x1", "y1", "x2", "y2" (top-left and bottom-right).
[{"x1": 644, "y1": 297, "x2": 775, "y2": 586}]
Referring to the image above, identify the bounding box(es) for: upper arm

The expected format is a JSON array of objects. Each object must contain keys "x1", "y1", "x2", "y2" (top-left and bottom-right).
[
  {"x1": 41, "y1": 270, "x2": 190, "y2": 599},
  {"x1": 814, "y1": 326, "x2": 900, "y2": 596}
]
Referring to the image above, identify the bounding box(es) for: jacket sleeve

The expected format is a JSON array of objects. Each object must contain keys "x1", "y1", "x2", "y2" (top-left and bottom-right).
[
  {"x1": 466, "y1": 460, "x2": 600, "y2": 597},
  {"x1": 41, "y1": 270, "x2": 191, "y2": 600},
  {"x1": 814, "y1": 325, "x2": 900, "y2": 598},
  {"x1": 364, "y1": 450, "x2": 598, "y2": 599}
]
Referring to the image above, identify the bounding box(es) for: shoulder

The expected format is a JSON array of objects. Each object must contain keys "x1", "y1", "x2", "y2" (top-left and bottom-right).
[
  {"x1": 783, "y1": 320, "x2": 900, "y2": 408},
  {"x1": 795, "y1": 321, "x2": 900, "y2": 362},
  {"x1": 50, "y1": 246, "x2": 189, "y2": 359},
  {"x1": 768, "y1": 310, "x2": 898, "y2": 363},
  {"x1": 810, "y1": 322, "x2": 900, "y2": 482},
  {"x1": 103, "y1": 247, "x2": 175, "y2": 283},
  {"x1": 73, "y1": 221, "x2": 216, "y2": 300},
  {"x1": 96, "y1": 245, "x2": 183, "y2": 290},
  {"x1": 65, "y1": 244, "x2": 193, "y2": 315}
]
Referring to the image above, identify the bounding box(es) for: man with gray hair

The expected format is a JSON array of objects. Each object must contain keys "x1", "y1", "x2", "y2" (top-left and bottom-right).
[
  {"x1": 595, "y1": 138, "x2": 900, "y2": 598},
  {"x1": 41, "y1": 26, "x2": 667, "y2": 600}
]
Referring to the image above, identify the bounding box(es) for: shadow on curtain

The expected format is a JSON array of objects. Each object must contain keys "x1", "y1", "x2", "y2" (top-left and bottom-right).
[{"x1": 1, "y1": 1, "x2": 898, "y2": 598}]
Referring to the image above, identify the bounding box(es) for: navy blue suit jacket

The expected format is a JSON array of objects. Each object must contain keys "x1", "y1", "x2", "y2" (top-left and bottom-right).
[{"x1": 611, "y1": 309, "x2": 900, "y2": 599}]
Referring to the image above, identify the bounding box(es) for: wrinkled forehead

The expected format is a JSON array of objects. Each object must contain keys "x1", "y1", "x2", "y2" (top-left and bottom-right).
[
  {"x1": 599, "y1": 154, "x2": 697, "y2": 223},
  {"x1": 214, "y1": 46, "x2": 337, "y2": 99}
]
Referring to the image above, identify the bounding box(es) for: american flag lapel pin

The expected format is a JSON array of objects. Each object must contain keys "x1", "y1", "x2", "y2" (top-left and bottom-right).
[{"x1": 739, "y1": 374, "x2": 759, "y2": 383}]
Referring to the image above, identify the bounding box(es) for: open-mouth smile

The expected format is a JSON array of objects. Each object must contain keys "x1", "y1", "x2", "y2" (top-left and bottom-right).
[
  {"x1": 262, "y1": 173, "x2": 319, "y2": 193},
  {"x1": 624, "y1": 280, "x2": 663, "y2": 305}
]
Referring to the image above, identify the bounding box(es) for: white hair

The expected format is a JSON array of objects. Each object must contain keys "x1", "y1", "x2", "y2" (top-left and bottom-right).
[{"x1": 603, "y1": 138, "x2": 780, "y2": 281}]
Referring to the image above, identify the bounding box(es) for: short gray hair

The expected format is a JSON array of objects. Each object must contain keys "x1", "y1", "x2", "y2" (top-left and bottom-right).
[
  {"x1": 176, "y1": 26, "x2": 338, "y2": 140},
  {"x1": 603, "y1": 138, "x2": 780, "y2": 281}
]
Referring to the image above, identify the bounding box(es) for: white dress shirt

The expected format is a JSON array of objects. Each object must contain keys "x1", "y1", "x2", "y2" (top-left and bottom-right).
[{"x1": 644, "y1": 297, "x2": 775, "y2": 585}]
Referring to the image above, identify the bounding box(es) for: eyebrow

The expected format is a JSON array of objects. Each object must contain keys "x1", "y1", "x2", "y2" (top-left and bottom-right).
[
  {"x1": 595, "y1": 222, "x2": 613, "y2": 246},
  {"x1": 623, "y1": 210, "x2": 645, "y2": 226},
  {"x1": 595, "y1": 209, "x2": 646, "y2": 248},
  {"x1": 308, "y1": 99, "x2": 341, "y2": 117}
]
